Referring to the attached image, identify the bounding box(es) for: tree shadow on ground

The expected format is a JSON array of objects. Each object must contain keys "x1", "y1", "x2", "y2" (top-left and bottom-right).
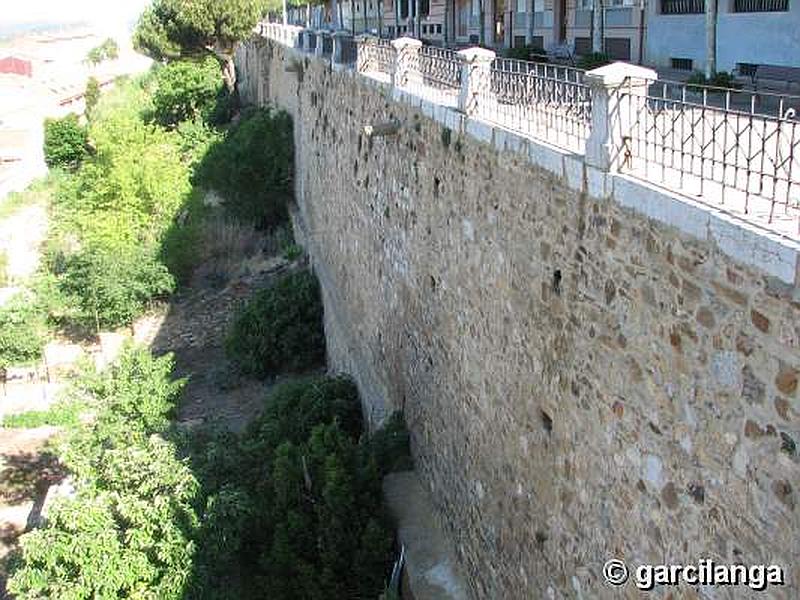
[{"x1": 0, "y1": 451, "x2": 65, "y2": 507}]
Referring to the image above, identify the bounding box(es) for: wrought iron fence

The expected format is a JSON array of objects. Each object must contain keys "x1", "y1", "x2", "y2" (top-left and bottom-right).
[
  {"x1": 356, "y1": 37, "x2": 395, "y2": 82},
  {"x1": 411, "y1": 46, "x2": 463, "y2": 107},
  {"x1": 621, "y1": 78, "x2": 800, "y2": 233},
  {"x1": 477, "y1": 58, "x2": 592, "y2": 153}
]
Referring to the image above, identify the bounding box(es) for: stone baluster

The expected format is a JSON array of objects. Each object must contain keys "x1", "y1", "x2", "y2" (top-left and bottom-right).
[
  {"x1": 584, "y1": 62, "x2": 657, "y2": 173},
  {"x1": 457, "y1": 47, "x2": 495, "y2": 116}
]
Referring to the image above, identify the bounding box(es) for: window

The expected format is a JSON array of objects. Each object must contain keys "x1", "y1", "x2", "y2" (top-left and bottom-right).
[
  {"x1": 400, "y1": 0, "x2": 409, "y2": 18},
  {"x1": 671, "y1": 57, "x2": 693, "y2": 70},
  {"x1": 574, "y1": 37, "x2": 591, "y2": 55},
  {"x1": 661, "y1": 0, "x2": 703, "y2": 13},
  {"x1": 734, "y1": 0, "x2": 788, "y2": 11},
  {"x1": 605, "y1": 37, "x2": 631, "y2": 60},
  {"x1": 737, "y1": 62, "x2": 759, "y2": 78},
  {"x1": 514, "y1": 35, "x2": 526, "y2": 47},
  {"x1": 534, "y1": 0, "x2": 544, "y2": 10},
  {"x1": 516, "y1": 0, "x2": 526, "y2": 12},
  {"x1": 436, "y1": 24, "x2": 442, "y2": 33},
  {"x1": 420, "y1": 0, "x2": 430, "y2": 16}
]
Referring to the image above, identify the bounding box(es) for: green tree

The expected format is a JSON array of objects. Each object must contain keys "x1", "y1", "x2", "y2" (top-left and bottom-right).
[
  {"x1": 152, "y1": 56, "x2": 228, "y2": 126},
  {"x1": 134, "y1": 0, "x2": 266, "y2": 91},
  {"x1": 43, "y1": 114, "x2": 88, "y2": 169},
  {"x1": 7, "y1": 348, "x2": 198, "y2": 600},
  {"x1": 84, "y1": 76, "x2": 101, "y2": 116},
  {"x1": 85, "y1": 38, "x2": 120, "y2": 64}
]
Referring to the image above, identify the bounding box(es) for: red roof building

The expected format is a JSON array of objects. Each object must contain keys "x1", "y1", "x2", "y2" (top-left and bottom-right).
[{"x1": 0, "y1": 56, "x2": 33, "y2": 77}]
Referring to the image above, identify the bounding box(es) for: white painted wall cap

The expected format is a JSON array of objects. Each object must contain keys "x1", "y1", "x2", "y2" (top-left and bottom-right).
[
  {"x1": 391, "y1": 36, "x2": 424, "y2": 48},
  {"x1": 585, "y1": 61, "x2": 657, "y2": 86},
  {"x1": 457, "y1": 47, "x2": 496, "y2": 61}
]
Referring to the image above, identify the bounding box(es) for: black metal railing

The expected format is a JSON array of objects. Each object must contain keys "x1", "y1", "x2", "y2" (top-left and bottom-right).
[{"x1": 661, "y1": 0, "x2": 704, "y2": 14}]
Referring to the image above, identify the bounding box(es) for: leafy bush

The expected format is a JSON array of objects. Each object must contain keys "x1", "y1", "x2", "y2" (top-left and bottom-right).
[
  {"x1": 577, "y1": 52, "x2": 611, "y2": 70},
  {"x1": 43, "y1": 114, "x2": 88, "y2": 169},
  {"x1": 687, "y1": 70, "x2": 742, "y2": 91},
  {"x1": 502, "y1": 44, "x2": 547, "y2": 62},
  {"x1": 225, "y1": 270, "x2": 324, "y2": 378},
  {"x1": 57, "y1": 242, "x2": 175, "y2": 330},
  {"x1": 0, "y1": 293, "x2": 48, "y2": 368},
  {"x1": 153, "y1": 57, "x2": 230, "y2": 127},
  {"x1": 196, "y1": 108, "x2": 294, "y2": 228}
]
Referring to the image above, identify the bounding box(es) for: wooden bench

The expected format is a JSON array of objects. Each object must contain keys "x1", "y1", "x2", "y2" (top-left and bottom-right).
[{"x1": 744, "y1": 64, "x2": 800, "y2": 92}]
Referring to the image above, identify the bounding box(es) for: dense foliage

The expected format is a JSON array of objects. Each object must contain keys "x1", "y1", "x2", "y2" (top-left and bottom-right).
[
  {"x1": 0, "y1": 292, "x2": 48, "y2": 368},
  {"x1": 226, "y1": 270, "x2": 325, "y2": 377},
  {"x1": 7, "y1": 347, "x2": 197, "y2": 599},
  {"x1": 153, "y1": 56, "x2": 230, "y2": 126},
  {"x1": 576, "y1": 51, "x2": 611, "y2": 70},
  {"x1": 7, "y1": 349, "x2": 409, "y2": 600},
  {"x1": 134, "y1": 0, "x2": 266, "y2": 90},
  {"x1": 196, "y1": 107, "x2": 294, "y2": 228},
  {"x1": 43, "y1": 114, "x2": 88, "y2": 169},
  {"x1": 184, "y1": 376, "x2": 410, "y2": 599},
  {"x1": 84, "y1": 77, "x2": 101, "y2": 115}
]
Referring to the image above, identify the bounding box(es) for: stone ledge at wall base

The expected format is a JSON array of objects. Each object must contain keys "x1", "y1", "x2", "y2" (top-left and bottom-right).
[{"x1": 383, "y1": 471, "x2": 469, "y2": 600}]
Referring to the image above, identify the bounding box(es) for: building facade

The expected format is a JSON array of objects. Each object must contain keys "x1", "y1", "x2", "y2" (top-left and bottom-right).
[
  {"x1": 647, "y1": 0, "x2": 799, "y2": 72},
  {"x1": 288, "y1": 0, "x2": 799, "y2": 70}
]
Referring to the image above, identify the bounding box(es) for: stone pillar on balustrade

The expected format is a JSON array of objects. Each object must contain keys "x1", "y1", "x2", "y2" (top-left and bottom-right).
[
  {"x1": 457, "y1": 47, "x2": 496, "y2": 117},
  {"x1": 332, "y1": 31, "x2": 354, "y2": 65},
  {"x1": 391, "y1": 37, "x2": 422, "y2": 90},
  {"x1": 584, "y1": 62, "x2": 657, "y2": 173},
  {"x1": 301, "y1": 28, "x2": 314, "y2": 53},
  {"x1": 285, "y1": 25, "x2": 304, "y2": 49},
  {"x1": 315, "y1": 30, "x2": 330, "y2": 58}
]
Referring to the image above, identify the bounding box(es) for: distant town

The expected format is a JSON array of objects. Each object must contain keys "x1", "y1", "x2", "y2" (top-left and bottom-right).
[{"x1": 0, "y1": 22, "x2": 150, "y2": 201}]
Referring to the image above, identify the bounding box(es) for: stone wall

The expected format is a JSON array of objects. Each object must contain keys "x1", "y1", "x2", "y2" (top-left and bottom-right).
[{"x1": 236, "y1": 39, "x2": 800, "y2": 598}]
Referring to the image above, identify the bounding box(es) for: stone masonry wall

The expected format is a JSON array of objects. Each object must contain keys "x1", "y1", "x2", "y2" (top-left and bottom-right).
[{"x1": 236, "y1": 39, "x2": 800, "y2": 598}]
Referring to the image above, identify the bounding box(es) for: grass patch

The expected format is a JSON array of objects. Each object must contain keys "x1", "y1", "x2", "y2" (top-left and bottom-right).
[{"x1": 2, "y1": 400, "x2": 83, "y2": 429}]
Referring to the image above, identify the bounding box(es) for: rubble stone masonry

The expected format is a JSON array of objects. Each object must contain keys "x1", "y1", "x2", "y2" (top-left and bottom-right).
[{"x1": 236, "y1": 38, "x2": 800, "y2": 598}]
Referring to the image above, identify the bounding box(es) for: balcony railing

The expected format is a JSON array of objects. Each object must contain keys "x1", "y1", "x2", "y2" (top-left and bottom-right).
[
  {"x1": 734, "y1": 0, "x2": 789, "y2": 11},
  {"x1": 661, "y1": 0, "x2": 704, "y2": 14},
  {"x1": 258, "y1": 23, "x2": 800, "y2": 237},
  {"x1": 482, "y1": 58, "x2": 591, "y2": 152},
  {"x1": 621, "y1": 78, "x2": 800, "y2": 235}
]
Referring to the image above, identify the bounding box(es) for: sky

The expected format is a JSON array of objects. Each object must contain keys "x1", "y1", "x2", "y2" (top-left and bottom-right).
[{"x1": 1, "y1": 0, "x2": 150, "y2": 27}]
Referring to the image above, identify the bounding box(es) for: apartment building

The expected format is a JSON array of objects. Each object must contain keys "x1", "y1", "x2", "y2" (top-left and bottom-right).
[
  {"x1": 295, "y1": 0, "x2": 798, "y2": 70},
  {"x1": 647, "y1": 0, "x2": 799, "y2": 72}
]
